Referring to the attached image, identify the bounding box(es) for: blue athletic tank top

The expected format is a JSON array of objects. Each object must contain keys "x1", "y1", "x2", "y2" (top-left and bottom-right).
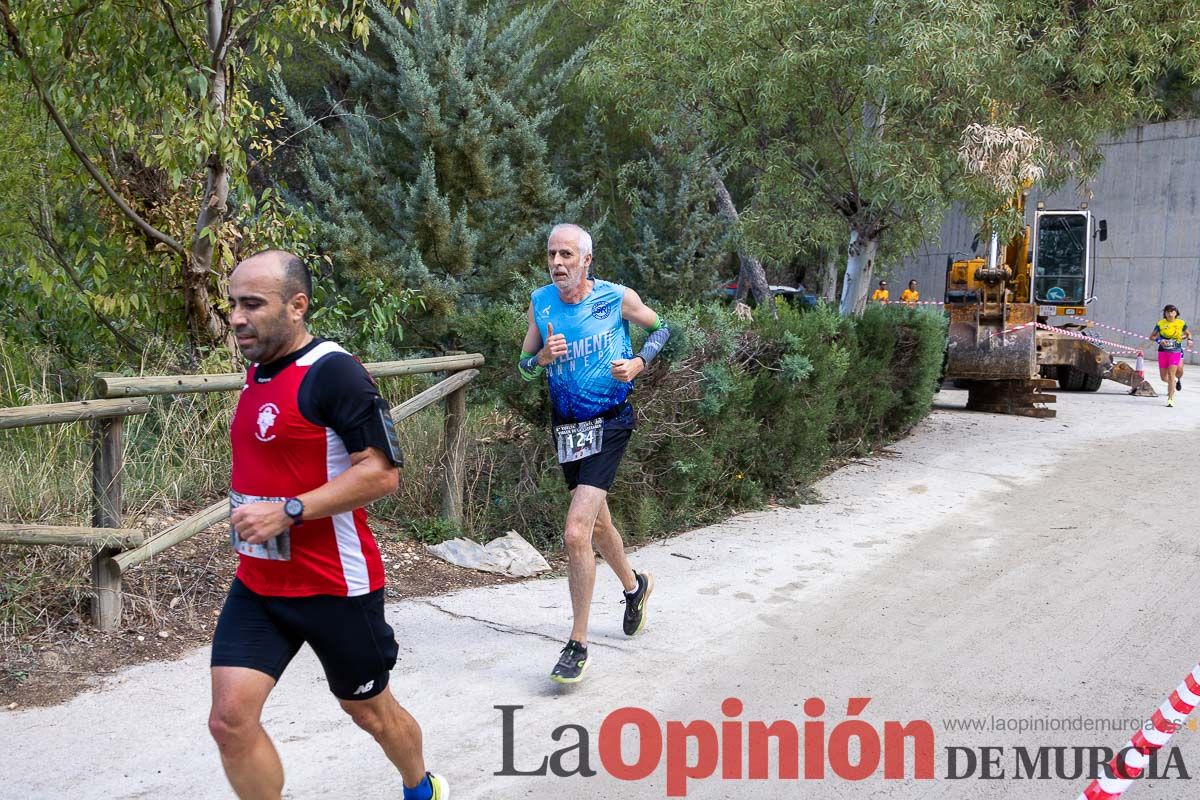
[{"x1": 531, "y1": 279, "x2": 634, "y2": 423}]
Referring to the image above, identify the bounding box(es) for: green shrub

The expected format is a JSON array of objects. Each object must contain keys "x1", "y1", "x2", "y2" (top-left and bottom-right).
[
  {"x1": 887, "y1": 306, "x2": 950, "y2": 431},
  {"x1": 829, "y1": 304, "x2": 948, "y2": 451},
  {"x1": 411, "y1": 299, "x2": 946, "y2": 548},
  {"x1": 407, "y1": 516, "x2": 462, "y2": 546}
]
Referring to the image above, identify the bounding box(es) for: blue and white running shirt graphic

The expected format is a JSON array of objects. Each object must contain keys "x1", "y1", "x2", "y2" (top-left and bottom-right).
[{"x1": 531, "y1": 280, "x2": 634, "y2": 422}]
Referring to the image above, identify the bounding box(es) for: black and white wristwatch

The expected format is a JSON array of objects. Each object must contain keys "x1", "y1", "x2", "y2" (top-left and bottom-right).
[{"x1": 283, "y1": 497, "x2": 304, "y2": 525}]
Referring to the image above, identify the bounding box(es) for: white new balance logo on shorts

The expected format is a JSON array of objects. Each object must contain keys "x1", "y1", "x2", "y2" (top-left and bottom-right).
[{"x1": 353, "y1": 680, "x2": 375, "y2": 696}]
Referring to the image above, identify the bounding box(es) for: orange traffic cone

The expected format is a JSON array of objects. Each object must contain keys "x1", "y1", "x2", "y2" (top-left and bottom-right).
[{"x1": 1129, "y1": 350, "x2": 1156, "y2": 396}]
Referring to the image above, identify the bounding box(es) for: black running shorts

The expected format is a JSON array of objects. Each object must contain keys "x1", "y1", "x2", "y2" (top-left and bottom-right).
[
  {"x1": 560, "y1": 426, "x2": 632, "y2": 492},
  {"x1": 211, "y1": 578, "x2": 398, "y2": 700}
]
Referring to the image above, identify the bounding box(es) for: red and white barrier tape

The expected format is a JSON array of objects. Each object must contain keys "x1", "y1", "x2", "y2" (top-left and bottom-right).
[
  {"x1": 1086, "y1": 320, "x2": 1156, "y2": 343},
  {"x1": 1034, "y1": 323, "x2": 1144, "y2": 355},
  {"x1": 1087, "y1": 320, "x2": 1198, "y2": 357},
  {"x1": 985, "y1": 321, "x2": 1037, "y2": 340},
  {"x1": 984, "y1": 322, "x2": 1144, "y2": 355},
  {"x1": 875, "y1": 300, "x2": 946, "y2": 306},
  {"x1": 886, "y1": 303, "x2": 1193, "y2": 355},
  {"x1": 1075, "y1": 662, "x2": 1200, "y2": 800}
]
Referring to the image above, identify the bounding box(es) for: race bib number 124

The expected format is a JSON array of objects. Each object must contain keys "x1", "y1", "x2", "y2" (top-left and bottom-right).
[{"x1": 554, "y1": 418, "x2": 604, "y2": 464}]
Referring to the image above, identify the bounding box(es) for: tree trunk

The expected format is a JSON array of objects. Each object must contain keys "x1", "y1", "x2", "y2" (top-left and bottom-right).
[
  {"x1": 838, "y1": 228, "x2": 880, "y2": 315},
  {"x1": 186, "y1": 0, "x2": 231, "y2": 346},
  {"x1": 734, "y1": 253, "x2": 772, "y2": 308},
  {"x1": 188, "y1": 163, "x2": 229, "y2": 344},
  {"x1": 818, "y1": 245, "x2": 838, "y2": 303},
  {"x1": 711, "y1": 170, "x2": 776, "y2": 317}
]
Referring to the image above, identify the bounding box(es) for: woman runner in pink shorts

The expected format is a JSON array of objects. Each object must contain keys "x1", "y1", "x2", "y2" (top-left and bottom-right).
[{"x1": 1150, "y1": 304, "x2": 1193, "y2": 407}]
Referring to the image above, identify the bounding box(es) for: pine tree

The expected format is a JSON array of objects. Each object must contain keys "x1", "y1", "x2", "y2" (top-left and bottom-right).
[
  {"x1": 616, "y1": 136, "x2": 733, "y2": 305},
  {"x1": 278, "y1": 0, "x2": 586, "y2": 346}
]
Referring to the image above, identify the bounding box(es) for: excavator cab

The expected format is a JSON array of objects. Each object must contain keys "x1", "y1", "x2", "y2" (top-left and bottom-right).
[{"x1": 1031, "y1": 209, "x2": 1103, "y2": 318}]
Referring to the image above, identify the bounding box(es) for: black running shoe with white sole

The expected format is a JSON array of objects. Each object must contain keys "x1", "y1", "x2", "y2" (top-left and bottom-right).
[
  {"x1": 622, "y1": 571, "x2": 654, "y2": 636},
  {"x1": 550, "y1": 639, "x2": 589, "y2": 684}
]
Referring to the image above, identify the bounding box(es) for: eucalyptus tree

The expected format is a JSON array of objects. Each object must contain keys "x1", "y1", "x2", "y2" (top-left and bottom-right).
[{"x1": 0, "y1": 1, "x2": 384, "y2": 348}]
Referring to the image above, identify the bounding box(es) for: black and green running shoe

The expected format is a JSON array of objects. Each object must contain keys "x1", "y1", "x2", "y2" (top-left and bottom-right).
[
  {"x1": 622, "y1": 571, "x2": 654, "y2": 636},
  {"x1": 550, "y1": 639, "x2": 589, "y2": 684}
]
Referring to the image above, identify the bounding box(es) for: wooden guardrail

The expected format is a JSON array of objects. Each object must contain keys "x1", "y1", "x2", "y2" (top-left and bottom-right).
[
  {"x1": 93, "y1": 354, "x2": 484, "y2": 397},
  {"x1": 0, "y1": 525, "x2": 145, "y2": 548},
  {"x1": 1, "y1": 353, "x2": 483, "y2": 631},
  {"x1": 112, "y1": 499, "x2": 230, "y2": 572},
  {"x1": 0, "y1": 397, "x2": 150, "y2": 429}
]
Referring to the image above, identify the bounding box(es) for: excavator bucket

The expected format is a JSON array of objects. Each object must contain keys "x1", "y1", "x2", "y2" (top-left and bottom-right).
[
  {"x1": 1105, "y1": 361, "x2": 1157, "y2": 396},
  {"x1": 945, "y1": 304, "x2": 1052, "y2": 416},
  {"x1": 945, "y1": 305, "x2": 1037, "y2": 380}
]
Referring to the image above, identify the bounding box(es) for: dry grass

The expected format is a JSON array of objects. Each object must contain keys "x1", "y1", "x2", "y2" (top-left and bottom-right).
[
  {"x1": 0, "y1": 346, "x2": 497, "y2": 643},
  {"x1": 0, "y1": 340, "x2": 240, "y2": 642}
]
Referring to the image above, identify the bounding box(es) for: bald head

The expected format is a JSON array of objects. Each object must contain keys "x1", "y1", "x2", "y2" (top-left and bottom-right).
[
  {"x1": 229, "y1": 250, "x2": 313, "y2": 363},
  {"x1": 235, "y1": 249, "x2": 312, "y2": 305}
]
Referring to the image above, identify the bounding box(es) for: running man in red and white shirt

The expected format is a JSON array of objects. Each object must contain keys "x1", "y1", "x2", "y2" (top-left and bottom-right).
[{"x1": 209, "y1": 250, "x2": 447, "y2": 800}]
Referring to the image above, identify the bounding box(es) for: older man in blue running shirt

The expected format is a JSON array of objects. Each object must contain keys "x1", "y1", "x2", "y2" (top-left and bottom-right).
[{"x1": 518, "y1": 222, "x2": 670, "y2": 684}]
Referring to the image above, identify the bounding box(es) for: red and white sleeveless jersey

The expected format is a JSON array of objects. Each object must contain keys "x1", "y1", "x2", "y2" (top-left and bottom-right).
[{"x1": 230, "y1": 341, "x2": 385, "y2": 597}]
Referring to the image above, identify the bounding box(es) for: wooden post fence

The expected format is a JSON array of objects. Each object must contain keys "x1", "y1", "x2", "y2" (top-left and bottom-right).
[
  {"x1": 439, "y1": 354, "x2": 470, "y2": 528},
  {"x1": 91, "y1": 416, "x2": 124, "y2": 631},
  {"x1": 1, "y1": 353, "x2": 483, "y2": 630},
  {"x1": 0, "y1": 396, "x2": 150, "y2": 631}
]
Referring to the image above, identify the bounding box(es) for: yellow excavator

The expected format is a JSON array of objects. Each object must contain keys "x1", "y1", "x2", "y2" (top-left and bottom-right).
[{"x1": 943, "y1": 188, "x2": 1148, "y2": 417}]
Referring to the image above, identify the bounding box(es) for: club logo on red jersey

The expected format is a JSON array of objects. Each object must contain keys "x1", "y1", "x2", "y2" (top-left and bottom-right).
[{"x1": 255, "y1": 403, "x2": 280, "y2": 442}]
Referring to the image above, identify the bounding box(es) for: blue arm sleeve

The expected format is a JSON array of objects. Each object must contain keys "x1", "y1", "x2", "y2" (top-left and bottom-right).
[{"x1": 635, "y1": 317, "x2": 670, "y2": 366}]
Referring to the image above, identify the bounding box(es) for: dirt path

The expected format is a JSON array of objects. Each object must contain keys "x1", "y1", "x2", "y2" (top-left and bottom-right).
[{"x1": 4, "y1": 381, "x2": 1199, "y2": 800}]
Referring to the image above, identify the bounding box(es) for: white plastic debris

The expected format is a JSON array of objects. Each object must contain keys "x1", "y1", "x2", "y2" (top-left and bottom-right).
[{"x1": 425, "y1": 530, "x2": 550, "y2": 577}]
